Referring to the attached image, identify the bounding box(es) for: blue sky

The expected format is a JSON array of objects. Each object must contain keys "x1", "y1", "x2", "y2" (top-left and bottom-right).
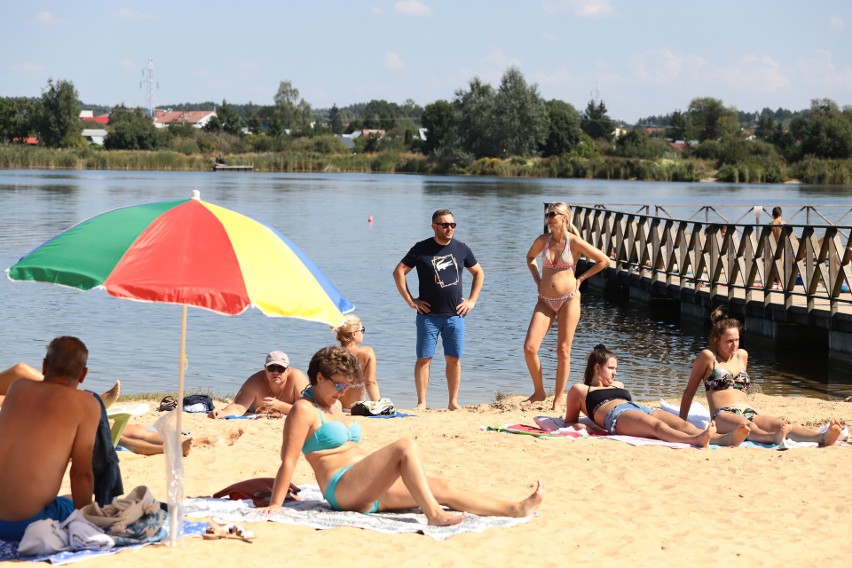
[{"x1": 2, "y1": 1, "x2": 850, "y2": 122}]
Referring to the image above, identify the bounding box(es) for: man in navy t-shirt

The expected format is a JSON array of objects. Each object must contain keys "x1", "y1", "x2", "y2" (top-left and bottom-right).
[{"x1": 393, "y1": 209, "x2": 484, "y2": 410}]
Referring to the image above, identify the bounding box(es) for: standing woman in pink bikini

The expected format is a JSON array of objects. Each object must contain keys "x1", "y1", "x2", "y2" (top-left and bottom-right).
[{"x1": 522, "y1": 202, "x2": 609, "y2": 410}]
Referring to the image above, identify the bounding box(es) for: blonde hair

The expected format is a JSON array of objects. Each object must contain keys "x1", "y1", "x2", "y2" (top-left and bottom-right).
[
  {"x1": 333, "y1": 314, "x2": 362, "y2": 344},
  {"x1": 546, "y1": 202, "x2": 579, "y2": 236}
]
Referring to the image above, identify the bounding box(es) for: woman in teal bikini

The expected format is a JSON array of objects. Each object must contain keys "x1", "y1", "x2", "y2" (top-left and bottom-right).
[
  {"x1": 522, "y1": 202, "x2": 609, "y2": 411},
  {"x1": 680, "y1": 307, "x2": 842, "y2": 446},
  {"x1": 260, "y1": 346, "x2": 543, "y2": 525}
]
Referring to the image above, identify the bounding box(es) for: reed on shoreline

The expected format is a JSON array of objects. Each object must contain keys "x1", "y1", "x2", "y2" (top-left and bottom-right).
[{"x1": 2, "y1": 146, "x2": 850, "y2": 183}]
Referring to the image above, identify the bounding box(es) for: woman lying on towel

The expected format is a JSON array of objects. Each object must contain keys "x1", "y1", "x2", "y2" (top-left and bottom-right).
[
  {"x1": 564, "y1": 344, "x2": 749, "y2": 447},
  {"x1": 680, "y1": 307, "x2": 842, "y2": 447},
  {"x1": 260, "y1": 345, "x2": 542, "y2": 526}
]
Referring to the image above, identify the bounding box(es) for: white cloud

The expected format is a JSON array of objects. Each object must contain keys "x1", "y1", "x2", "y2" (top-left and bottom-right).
[
  {"x1": 33, "y1": 11, "x2": 66, "y2": 27},
  {"x1": 829, "y1": 15, "x2": 846, "y2": 31},
  {"x1": 385, "y1": 52, "x2": 406, "y2": 70},
  {"x1": 542, "y1": 31, "x2": 559, "y2": 43},
  {"x1": 371, "y1": 7, "x2": 384, "y2": 16},
  {"x1": 799, "y1": 49, "x2": 852, "y2": 91},
  {"x1": 541, "y1": 0, "x2": 614, "y2": 18},
  {"x1": 631, "y1": 49, "x2": 706, "y2": 85},
  {"x1": 112, "y1": 8, "x2": 157, "y2": 21},
  {"x1": 394, "y1": 0, "x2": 432, "y2": 17},
  {"x1": 10, "y1": 61, "x2": 44, "y2": 73},
  {"x1": 720, "y1": 54, "x2": 789, "y2": 93}
]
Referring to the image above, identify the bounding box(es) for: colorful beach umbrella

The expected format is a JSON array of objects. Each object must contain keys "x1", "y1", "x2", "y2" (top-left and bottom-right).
[{"x1": 6, "y1": 190, "x2": 354, "y2": 542}]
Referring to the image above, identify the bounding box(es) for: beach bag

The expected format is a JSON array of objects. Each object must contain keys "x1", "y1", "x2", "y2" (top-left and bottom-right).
[
  {"x1": 350, "y1": 398, "x2": 394, "y2": 416},
  {"x1": 182, "y1": 394, "x2": 214, "y2": 413}
]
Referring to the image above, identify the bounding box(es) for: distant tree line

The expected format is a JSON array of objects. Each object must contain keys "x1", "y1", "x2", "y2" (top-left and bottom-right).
[{"x1": 1, "y1": 69, "x2": 850, "y2": 183}]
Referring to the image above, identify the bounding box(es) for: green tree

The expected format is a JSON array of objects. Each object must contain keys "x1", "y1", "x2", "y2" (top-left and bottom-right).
[
  {"x1": 421, "y1": 99, "x2": 459, "y2": 156},
  {"x1": 790, "y1": 98, "x2": 852, "y2": 159},
  {"x1": 611, "y1": 127, "x2": 669, "y2": 159},
  {"x1": 35, "y1": 79, "x2": 82, "y2": 147},
  {"x1": 328, "y1": 104, "x2": 343, "y2": 135},
  {"x1": 454, "y1": 77, "x2": 499, "y2": 158},
  {"x1": 273, "y1": 80, "x2": 312, "y2": 132},
  {"x1": 687, "y1": 97, "x2": 740, "y2": 141},
  {"x1": 581, "y1": 99, "x2": 614, "y2": 142},
  {"x1": 104, "y1": 105, "x2": 159, "y2": 150},
  {"x1": 541, "y1": 99, "x2": 582, "y2": 157},
  {"x1": 216, "y1": 100, "x2": 243, "y2": 135},
  {"x1": 666, "y1": 110, "x2": 688, "y2": 141},
  {"x1": 492, "y1": 66, "x2": 549, "y2": 158},
  {"x1": 0, "y1": 97, "x2": 37, "y2": 141}
]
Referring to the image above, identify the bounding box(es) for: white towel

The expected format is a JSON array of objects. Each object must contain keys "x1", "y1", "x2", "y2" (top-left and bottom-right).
[
  {"x1": 17, "y1": 519, "x2": 69, "y2": 556},
  {"x1": 62, "y1": 510, "x2": 114, "y2": 551},
  {"x1": 659, "y1": 399, "x2": 711, "y2": 429}
]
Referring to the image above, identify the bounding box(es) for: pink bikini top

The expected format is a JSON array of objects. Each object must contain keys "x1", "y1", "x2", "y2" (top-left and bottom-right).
[{"x1": 542, "y1": 235, "x2": 575, "y2": 271}]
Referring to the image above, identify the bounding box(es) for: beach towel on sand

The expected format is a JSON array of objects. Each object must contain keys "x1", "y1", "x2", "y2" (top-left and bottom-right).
[
  {"x1": 184, "y1": 485, "x2": 534, "y2": 541},
  {"x1": 0, "y1": 520, "x2": 207, "y2": 565}
]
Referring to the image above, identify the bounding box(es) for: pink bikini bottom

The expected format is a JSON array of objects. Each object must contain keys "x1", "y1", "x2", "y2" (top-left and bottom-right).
[{"x1": 539, "y1": 289, "x2": 580, "y2": 313}]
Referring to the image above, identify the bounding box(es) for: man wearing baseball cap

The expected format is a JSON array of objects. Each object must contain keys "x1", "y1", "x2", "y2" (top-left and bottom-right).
[{"x1": 208, "y1": 351, "x2": 308, "y2": 419}]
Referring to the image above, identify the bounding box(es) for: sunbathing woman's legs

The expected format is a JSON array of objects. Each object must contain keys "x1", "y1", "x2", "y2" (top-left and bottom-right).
[
  {"x1": 651, "y1": 410, "x2": 749, "y2": 447},
  {"x1": 330, "y1": 438, "x2": 542, "y2": 525},
  {"x1": 615, "y1": 411, "x2": 715, "y2": 447},
  {"x1": 751, "y1": 415, "x2": 841, "y2": 447}
]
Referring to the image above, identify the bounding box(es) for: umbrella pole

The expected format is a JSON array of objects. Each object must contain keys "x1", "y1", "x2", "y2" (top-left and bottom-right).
[{"x1": 177, "y1": 304, "x2": 187, "y2": 435}]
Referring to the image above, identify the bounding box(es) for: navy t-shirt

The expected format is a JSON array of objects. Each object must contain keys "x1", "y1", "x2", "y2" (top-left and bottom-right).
[{"x1": 400, "y1": 238, "x2": 478, "y2": 316}]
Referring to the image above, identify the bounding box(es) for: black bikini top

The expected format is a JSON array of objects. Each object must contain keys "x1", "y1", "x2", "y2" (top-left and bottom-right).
[{"x1": 585, "y1": 386, "x2": 632, "y2": 418}]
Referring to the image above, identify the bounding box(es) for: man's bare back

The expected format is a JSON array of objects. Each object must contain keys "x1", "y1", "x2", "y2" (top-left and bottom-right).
[{"x1": 0, "y1": 337, "x2": 100, "y2": 529}]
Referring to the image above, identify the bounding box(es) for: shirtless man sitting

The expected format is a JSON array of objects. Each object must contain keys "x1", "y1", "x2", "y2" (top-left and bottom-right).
[
  {"x1": 0, "y1": 337, "x2": 100, "y2": 541},
  {"x1": 208, "y1": 351, "x2": 308, "y2": 419}
]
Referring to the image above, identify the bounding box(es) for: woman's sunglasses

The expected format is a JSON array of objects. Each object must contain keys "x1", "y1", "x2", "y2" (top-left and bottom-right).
[{"x1": 545, "y1": 211, "x2": 559, "y2": 219}]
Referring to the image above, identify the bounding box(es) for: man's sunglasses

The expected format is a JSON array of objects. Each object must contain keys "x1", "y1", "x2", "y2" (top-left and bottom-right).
[{"x1": 434, "y1": 222, "x2": 457, "y2": 229}]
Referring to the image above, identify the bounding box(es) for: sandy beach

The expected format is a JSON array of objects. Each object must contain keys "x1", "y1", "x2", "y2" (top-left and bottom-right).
[{"x1": 51, "y1": 392, "x2": 851, "y2": 567}]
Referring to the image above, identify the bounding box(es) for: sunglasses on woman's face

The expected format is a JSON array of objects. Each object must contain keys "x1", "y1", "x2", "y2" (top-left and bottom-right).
[
  {"x1": 545, "y1": 211, "x2": 559, "y2": 219},
  {"x1": 327, "y1": 377, "x2": 364, "y2": 392}
]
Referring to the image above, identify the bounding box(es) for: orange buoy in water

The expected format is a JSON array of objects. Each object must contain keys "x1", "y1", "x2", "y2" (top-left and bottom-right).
[{"x1": 368, "y1": 216, "x2": 373, "y2": 223}]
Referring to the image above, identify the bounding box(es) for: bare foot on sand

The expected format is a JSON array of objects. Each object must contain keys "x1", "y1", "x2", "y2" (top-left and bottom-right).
[
  {"x1": 520, "y1": 393, "x2": 546, "y2": 408},
  {"x1": 100, "y1": 380, "x2": 120, "y2": 409},
  {"x1": 195, "y1": 427, "x2": 245, "y2": 449},
  {"x1": 448, "y1": 402, "x2": 460, "y2": 411},
  {"x1": 426, "y1": 510, "x2": 467, "y2": 526},
  {"x1": 820, "y1": 419, "x2": 843, "y2": 447},
  {"x1": 414, "y1": 403, "x2": 427, "y2": 412},
  {"x1": 513, "y1": 480, "x2": 544, "y2": 517},
  {"x1": 712, "y1": 423, "x2": 750, "y2": 447},
  {"x1": 771, "y1": 422, "x2": 793, "y2": 445},
  {"x1": 182, "y1": 438, "x2": 194, "y2": 457},
  {"x1": 550, "y1": 394, "x2": 565, "y2": 412},
  {"x1": 691, "y1": 421, "x2": 716, "y2": 448}
]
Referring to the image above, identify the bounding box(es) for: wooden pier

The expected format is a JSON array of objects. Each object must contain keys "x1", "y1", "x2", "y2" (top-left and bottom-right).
[{"x1": 562, "y1": 203, "x2": 852, "y2": 359}]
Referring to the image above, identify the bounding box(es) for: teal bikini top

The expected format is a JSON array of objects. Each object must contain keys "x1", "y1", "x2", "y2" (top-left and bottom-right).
[{"x1": 301, "y1": 387, "x2": 362, "y2": 455}]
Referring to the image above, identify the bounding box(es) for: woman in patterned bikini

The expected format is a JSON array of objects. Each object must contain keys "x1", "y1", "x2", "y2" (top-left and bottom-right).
[
  {"x1": 522, "y1": 202, "x2": 609, "y2": 411},
  {"x1": 680, "y1": 307, "x2": 842, "y2": 446}
]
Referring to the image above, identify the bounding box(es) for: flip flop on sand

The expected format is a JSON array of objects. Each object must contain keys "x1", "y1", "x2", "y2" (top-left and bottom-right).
[{"x1": 203, "y1": 518, "x2": 256, "y2": 543}]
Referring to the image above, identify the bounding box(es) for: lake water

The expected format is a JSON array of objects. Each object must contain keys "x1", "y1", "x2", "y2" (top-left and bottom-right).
[{"x1": 2, "y1": 170, "x2": 851, "y2": 408}]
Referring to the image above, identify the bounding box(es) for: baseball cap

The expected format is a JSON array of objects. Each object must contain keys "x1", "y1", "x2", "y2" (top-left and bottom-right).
[{"x1": 265, "y1": 351, "x2": 289, "y2": 368}]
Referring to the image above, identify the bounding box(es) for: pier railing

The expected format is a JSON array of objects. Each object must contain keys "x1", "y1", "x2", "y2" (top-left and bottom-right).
[{"x1": 563, "y1": 204, "x2": 852, "y2": 314}]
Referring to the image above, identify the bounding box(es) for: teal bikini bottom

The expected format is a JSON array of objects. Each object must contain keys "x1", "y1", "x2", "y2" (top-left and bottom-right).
[{"x1": 324, "y1": 465, "x2": 380, "y2": 513}]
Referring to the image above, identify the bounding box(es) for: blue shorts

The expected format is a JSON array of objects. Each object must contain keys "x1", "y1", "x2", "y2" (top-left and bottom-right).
[
  {"x1": 603, "y1": 402, "x2": 654, "y2": 435},
  {"x1": 324, "y1": 465, "x2": 380, "y2": 513},
  {"x1": 415, "y1": 314, "x2": 464, "y2": 359},
  {"x1": 0, "y1": 496, "x2": 74, "y2": 541}
]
